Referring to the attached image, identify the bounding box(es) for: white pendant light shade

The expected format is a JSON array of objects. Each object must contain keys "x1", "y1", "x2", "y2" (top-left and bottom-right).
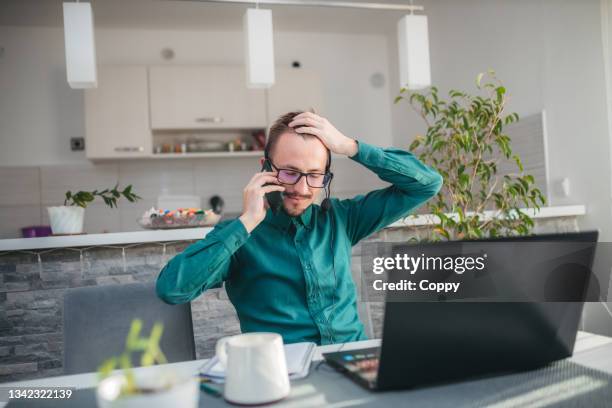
[
  {"x1": 397, "y1": 14, "x2": 431, "y2": 90},
  {"x1": 243, "y1": 8, "x2": 275, "y2": 89},
  {"x1": 62, "y1": 2, "x2": 97, "y2": 89}
]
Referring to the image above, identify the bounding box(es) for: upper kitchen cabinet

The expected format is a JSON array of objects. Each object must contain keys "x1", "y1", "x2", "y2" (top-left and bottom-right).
[
  {"x1": 266, "y1": 68, "x2": 323, "y2": 124},
  {"x1": 85, "y1": 66, "x2": 152, "y2": 159},
  {"x1": 149, "y1": 66, "x2": 267, "y2": 130}
]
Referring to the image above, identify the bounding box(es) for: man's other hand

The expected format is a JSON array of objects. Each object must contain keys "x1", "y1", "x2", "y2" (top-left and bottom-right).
[
  {"x1": 239, "y1": 172, "x2": 285, "y2": 233},
  {"x1": 288, "y1": 112, "x2": 358, "y2": 157}
]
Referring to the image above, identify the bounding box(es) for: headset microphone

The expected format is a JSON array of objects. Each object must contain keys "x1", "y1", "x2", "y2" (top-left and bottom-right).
[
  {"x1": 321, "y1": 198, "x2": 331, "y2": 212},
  {"x1": 321, "y1": 172, "x2": 333, "y2": 213}
]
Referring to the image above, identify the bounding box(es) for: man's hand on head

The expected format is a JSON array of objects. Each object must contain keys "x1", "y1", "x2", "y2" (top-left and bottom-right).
[{"x1": 288, "y1": 112, "x2": 358, "y2": 157}]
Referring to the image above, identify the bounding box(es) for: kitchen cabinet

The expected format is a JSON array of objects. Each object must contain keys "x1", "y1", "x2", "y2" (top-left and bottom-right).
[
  {"x1": 149, "y1": 66, "x2": 267, "y2": 130},
  {"x1": 266, "y1": 68, "x2": 324, "y2": 124},
  {"x1": 84, "y1": 66, "x2": 152, "y2": 159},
  {"x1": 84, "y1": 65, "x2": 324, "y2": 160}
]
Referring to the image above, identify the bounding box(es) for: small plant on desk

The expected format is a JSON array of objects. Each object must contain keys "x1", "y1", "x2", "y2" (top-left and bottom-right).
[
  {"x1": 97, "y1": 319, "x2": 168, "y2": 394},
  {"x1": 96, "y1": 319, "x2": 199, "y2": 407}
]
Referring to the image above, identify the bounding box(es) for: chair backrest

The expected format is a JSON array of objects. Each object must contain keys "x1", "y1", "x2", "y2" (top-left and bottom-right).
[
  {"x1": 63, "y1": 282, "x2": 196, "y2": 375},
  {"x1": 350, "y1": 254, "x2": 375, "y2": 339}
]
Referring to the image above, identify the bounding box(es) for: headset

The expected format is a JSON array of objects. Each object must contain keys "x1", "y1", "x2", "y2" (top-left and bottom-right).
[{"x1": 262, "y1": 143, "x2": 338, "y2": 343}]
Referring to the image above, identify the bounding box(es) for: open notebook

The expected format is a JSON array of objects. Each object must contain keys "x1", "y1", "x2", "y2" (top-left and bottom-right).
[{"x1": 199, "y1": 342, "x2": 316, "y2": 383}]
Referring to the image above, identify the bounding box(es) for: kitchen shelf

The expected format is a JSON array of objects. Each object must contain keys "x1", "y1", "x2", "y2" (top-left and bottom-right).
[
  {"x1": 91, "y1": 150, "x2": 352, "y2": 162},
  {"x1": 148, "y1": 151, "x2": 352, "y2": 160},
  {"x1": 150, "y1": 151, "x2": 263, "y2": 159}
]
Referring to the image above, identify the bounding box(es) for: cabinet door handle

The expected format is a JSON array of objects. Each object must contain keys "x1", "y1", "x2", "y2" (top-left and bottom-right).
[
  {"x1": 114, "y1": 146, "x2": 145, "y2": 152},
  {"x1": 195, "y1": 116, "x2": 224, "y2": 123}
]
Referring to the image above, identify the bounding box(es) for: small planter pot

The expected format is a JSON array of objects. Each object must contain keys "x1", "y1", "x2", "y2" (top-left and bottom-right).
[
  {"x1": 96, "y1": 371, "x2": 199, "y2": 408},
  {"x1": 47, "y1": 206, "x2": 85, "y2": 235}
]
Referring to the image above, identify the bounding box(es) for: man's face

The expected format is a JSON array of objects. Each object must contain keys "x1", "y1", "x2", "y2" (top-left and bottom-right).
[{"x1": 269, "y1": 131, "x2": 328, "y2": 217}]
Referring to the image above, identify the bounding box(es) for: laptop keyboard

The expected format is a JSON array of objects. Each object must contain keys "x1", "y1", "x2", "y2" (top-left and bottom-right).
[{"x1": 342, "y1": 351, "x2": 380, "y2": 383}]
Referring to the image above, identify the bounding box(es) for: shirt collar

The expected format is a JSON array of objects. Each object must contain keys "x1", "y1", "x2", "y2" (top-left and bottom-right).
[
  {"x1": 265, "y1": 205, "x2": 313, "y2": 232},
  {"x1": 298, "y1": 205, "x2": 313, "y2": 229}
]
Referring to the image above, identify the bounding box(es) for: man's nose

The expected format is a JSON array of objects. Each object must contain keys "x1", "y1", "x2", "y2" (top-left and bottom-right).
[{"x1": 295, "y1": 176, "x2": 310, "y2": 194}]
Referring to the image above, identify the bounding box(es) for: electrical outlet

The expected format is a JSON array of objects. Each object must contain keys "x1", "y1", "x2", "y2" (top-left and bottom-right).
[{"x1": 71, "y1": 137, "x2": 85, "y2": 151}]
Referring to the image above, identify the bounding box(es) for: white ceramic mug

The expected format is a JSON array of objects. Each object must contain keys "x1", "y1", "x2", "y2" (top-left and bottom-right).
[{"x1": 216, "y1": 332, "x2": 290, "y2": 405}]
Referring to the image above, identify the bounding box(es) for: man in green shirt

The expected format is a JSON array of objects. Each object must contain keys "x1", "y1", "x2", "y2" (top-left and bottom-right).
[{"x1": 156, "y1": 111, "x2": 442, "y2": 345}]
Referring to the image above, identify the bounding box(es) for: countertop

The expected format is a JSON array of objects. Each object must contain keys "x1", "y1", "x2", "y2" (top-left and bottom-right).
[{"x1": 0, "y1": 227, "x2": 213, "y2": 252}]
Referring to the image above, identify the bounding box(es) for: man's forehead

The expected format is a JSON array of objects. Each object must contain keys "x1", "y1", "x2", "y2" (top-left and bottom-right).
[{"x1": 272, "y1": 132, "x2": 328, "y2": 171}]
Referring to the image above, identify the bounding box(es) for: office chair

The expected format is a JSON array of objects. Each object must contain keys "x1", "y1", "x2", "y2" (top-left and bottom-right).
[{"x1": 63, "y1": 282, "x2": 196, "y2": 374}]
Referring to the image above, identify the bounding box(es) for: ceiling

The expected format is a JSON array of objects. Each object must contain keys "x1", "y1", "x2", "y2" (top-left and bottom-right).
[{"x1": 0, "y1": 0, "x2": 423, "y2": 34}]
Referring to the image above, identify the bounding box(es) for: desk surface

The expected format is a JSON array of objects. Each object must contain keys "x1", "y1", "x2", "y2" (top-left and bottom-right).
[{"x1": 2, "y1": 331, "x2": 612, "y2": 407}]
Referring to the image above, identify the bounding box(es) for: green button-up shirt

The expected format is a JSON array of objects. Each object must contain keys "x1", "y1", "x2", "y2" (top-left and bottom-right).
[{"x1": 156, "y1": 141, "x2": 442, "y2": 345}]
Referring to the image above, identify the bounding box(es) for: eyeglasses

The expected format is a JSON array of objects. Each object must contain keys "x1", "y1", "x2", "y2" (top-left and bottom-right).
[{"x1": 268, "y1": 161, "x2": 332, "y2": 188}]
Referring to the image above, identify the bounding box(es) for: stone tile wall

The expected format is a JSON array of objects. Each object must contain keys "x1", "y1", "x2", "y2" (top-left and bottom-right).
[{"x1": 0, "y1": 241, "x2": 241, "y2": 383}]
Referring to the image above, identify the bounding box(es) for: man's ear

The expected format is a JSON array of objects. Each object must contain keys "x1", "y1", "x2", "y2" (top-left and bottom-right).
[{"x1": 259, "y1": 157, "x2": 266, "y2": 167}]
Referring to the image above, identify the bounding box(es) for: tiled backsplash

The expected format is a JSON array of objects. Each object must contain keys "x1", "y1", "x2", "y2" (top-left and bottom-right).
[{"x1": 0, "y1": 158, "x2": 386, "y2": 238}]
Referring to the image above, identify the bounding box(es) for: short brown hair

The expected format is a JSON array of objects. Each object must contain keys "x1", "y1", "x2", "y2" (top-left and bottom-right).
[{"x1": 265, "y1": 110, "x2": 319, "y2": 160}]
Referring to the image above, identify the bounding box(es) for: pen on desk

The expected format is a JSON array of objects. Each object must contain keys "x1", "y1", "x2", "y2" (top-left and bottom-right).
[{"x1": 199, "y1": 377, "x2": 222, "y2": 397}]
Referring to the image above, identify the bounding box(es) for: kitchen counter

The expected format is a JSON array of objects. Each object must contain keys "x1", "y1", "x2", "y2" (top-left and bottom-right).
[
  {"x1": 0, "y1": 205, "x2": 586, "y2": 252},
  {"x1": 388, "y1": 204, "x2": 586, "y2": 227},
  {"x1": 0, "y1": 227, "x2": 212, "y2": 252}
]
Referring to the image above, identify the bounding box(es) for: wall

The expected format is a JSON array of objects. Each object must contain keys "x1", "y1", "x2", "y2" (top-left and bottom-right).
[{"x1": 386, "y1": 0, "x2": 612, "y2": 242}]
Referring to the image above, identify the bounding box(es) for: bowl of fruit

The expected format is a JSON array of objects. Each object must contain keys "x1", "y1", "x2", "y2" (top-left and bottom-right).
[{"x1": 138, "y1": 207, "x2": 221, "y2": 229}]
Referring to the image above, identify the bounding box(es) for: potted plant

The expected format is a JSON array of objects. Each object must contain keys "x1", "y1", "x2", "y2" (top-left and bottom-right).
[
  {"x1": 47, "y1": 184, "x2": 140, "y2": 235},
  {"x1": 96, "y1": 319, "x2": 199, "y2": 408},
  {"x1": 395, "y1": 72, "x2": 546, "y2": 240}
]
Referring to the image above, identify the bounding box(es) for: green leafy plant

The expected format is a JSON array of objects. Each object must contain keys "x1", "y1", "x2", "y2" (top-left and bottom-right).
[
  {"x1": 395, "y1": 72, "x2": 546, "y2": 240},
  {"x1": 98, "y1": 319, "x2": 168, "y2": 395},
  {"x1": 64, "y1": 184, "x2": 140, "y2": 208}
]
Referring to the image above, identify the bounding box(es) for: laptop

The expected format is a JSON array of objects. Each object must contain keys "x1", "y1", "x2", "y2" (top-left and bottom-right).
[{"x1": 323, "y1": 231, "x2": 599, "y2": 391}]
